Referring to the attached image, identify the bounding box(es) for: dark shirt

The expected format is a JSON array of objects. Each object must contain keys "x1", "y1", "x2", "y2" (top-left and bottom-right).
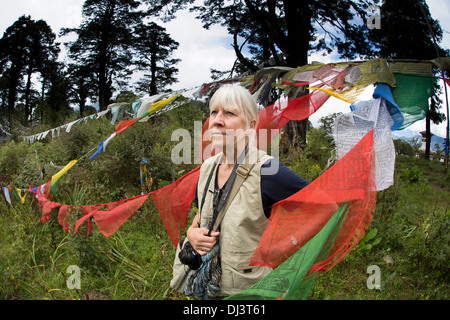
[{"x1": 195, "y1": 158, "x2": 309, "y2": 219}]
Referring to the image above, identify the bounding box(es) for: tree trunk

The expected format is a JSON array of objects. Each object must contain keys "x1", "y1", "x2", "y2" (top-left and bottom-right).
[
  {"x1": 24, "y1": 68, "x2": 33, "y2": 126},
  {"x1": 150, "y1": 50, "x2": 158, "y2": 95},
  {"x1": 281, "y1": 1, "x2": 311, "y2": 152},
  {"x1": 425, "y1": 111, "x2": 431, "y2": 160},
  {"x1": 7, "y1": 69, "x2": 20, "y2": 131},
  {"x1": 40, "y1": 76, "x2": 46, "y2": 122},
  {"x1": 98, "y1": 60, "x2": 107, "y2": 111}
]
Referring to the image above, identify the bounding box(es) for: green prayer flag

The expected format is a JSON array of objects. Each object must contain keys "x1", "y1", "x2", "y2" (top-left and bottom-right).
[
  {"x1": 226, "y1": 203, "x2": 350, "y2": 300},
  {"x1": 392, "y1": 73, "x2": 435, "y2": 130}
]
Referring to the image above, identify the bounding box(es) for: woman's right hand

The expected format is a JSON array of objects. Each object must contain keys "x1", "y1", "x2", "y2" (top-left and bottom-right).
[{"x1": 187, "y1": 226, "x2": 220, "y2": 256}]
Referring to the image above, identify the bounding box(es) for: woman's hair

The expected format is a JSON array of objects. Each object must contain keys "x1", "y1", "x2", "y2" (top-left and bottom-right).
[{"x1": 209, "y1": 84, "x2": 258, "y2": 128}]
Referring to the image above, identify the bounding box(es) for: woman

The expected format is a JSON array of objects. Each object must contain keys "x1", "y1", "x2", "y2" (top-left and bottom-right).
[{"x1": 184, "y1": 84, "x2": 309, "y2": 298}]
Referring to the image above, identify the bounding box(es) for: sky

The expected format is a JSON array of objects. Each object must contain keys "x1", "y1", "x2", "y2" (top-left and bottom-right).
[{"x1": 1, "y1": 0, "x2": 449, "y2": 137}]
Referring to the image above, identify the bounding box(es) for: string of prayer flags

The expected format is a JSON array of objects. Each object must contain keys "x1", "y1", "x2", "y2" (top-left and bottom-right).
[
  {"x1": 88, "y1": 118, "x2": 139, "y2": 161},
  {"x1": 89, "y1": 93, "x2": 183, "y2": 161},
  {"x1": 22, "y1": 104, "x2": 114, "y2": 143},
  {"x1": 33, "y1": 187, "x2": 150, "y2": 237}
]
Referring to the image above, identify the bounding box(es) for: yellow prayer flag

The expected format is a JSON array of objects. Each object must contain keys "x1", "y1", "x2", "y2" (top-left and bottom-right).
[
  {"x1": 51, "y1": 160, "x2": 78, "y2": 185},
  {"x1": 309, "y1": 86, "x2": 368, "y2": 104},
  {"x1": 15, "y1": 188, "x2": 26, "y2": 204},
  {"x1": 148, "y1": 93, "x2": 182, "y2": 115}
]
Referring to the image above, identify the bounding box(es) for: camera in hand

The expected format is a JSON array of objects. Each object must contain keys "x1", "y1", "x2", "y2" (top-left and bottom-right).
[{"x1": 179, "y1": 240, "x2": 202, "y2": 270}]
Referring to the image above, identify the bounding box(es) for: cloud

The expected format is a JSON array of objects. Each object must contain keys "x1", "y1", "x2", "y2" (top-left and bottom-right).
[
  {"x1": 162, "y1": 9, "x2": 236, "y2": 91},
  {"x1": 0, "y1": 0, "x2": 84, "y2": 35},
  {"x1": 0, "y1": 1, "x2": 235, "y2": 94},
  {"x1": 1, "y1": 0, "x2": 449, "y2": 137}
]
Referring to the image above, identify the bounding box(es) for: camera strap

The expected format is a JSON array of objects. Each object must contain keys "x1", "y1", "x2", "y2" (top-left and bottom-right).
[{"x1": 203, "y1": 144, "x2": 254, "y2": 236}]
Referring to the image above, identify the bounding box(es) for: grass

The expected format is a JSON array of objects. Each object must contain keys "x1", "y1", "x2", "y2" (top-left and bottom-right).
[
  {"x1": 0, "y1": 147, "x2": 448, "y2": 300},
  {"x1": 309, "y1": 155, "x2": 449, "y2": 300}
]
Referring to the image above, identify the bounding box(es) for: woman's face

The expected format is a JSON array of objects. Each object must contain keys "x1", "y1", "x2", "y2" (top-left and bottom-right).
[{"x1": 208, "y1": 103, "x2": 254, "y2": 153}]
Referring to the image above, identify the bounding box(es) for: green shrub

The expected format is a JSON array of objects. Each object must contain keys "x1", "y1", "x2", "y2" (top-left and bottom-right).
[{"x1": 399, "y1": 166, "x2": 425, "y2": 183}]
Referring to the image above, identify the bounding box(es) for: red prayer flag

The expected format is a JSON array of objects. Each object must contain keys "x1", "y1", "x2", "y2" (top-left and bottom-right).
[
  {"x1": 93, "y1": 194, "x2": 149, "y2": 237},
  {"x1": 74, "y1": 204, "x2": 106, "y2": 235},
  {"x1": 115, "y1": 118, "x2": 140, "y2": 135},
  {"x1": 37, "y1": 186, "x2": 61, "y2": 222},
  {"x1": 150, "y1": 166, "x2": 201, "y2": 246},
  {"x1": 250, "y1": 130, "x2": 376, "y2": 270}
]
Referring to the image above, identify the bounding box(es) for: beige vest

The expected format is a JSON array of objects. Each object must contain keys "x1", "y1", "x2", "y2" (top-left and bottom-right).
[{"x1": 197, "y1": 146, "x2": 273, "y2": 296}]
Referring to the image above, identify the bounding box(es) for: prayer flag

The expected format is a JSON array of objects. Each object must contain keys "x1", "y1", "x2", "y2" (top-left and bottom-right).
[
  {"x1": 50, "y1": 160, "x2": 78, "y2": 194},
  {"x1": 16, "y1": 188, "x2": 26, "y2": 204},
  {"x1": 2, "y1": 187, "x2": 12, "y2": 205},
  {"x1": 391, "y1": 73, "x2": 435, "y2": 129},
  {"x1": 93, "y1": 193, "x2": 149, "y2": 237},
  {"x1": 371, "y1": 83, "x2": 404, "y2": 130},
  {"x1": 149, "y1": 93, "x2": 182, "y2": 115},
  {"x1": 226, "y1": 203, "x2": 351, "y2": 300},
  {"x1": 150, "y1": 166, "x2": 201, "y2": 246},
  {"x1": 36, "y1": 187, "x2": 61, "y2": 222},
  {"x1": 89, "y1": 132, "x2": 117, "y2": 160},
  {"x1": 250, "y1": 130, "x2": 376, "y2": 270},
  {"x1": 115, "y1": 118, "x2": 140, "y2": 135}
]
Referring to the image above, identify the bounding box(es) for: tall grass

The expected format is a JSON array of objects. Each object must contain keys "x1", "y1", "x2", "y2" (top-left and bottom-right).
[{"x1": 0, "y1": 105, "x2": 448, "y2": 300}]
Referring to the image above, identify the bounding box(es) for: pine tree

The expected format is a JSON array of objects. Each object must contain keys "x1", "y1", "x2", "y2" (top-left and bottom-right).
[
  {"x1": 133, "y1": 22, "x2": 180, "y2": 96},
  {"x1": 0, "y1": 15, "x2": 59, "y2": 129},
  {"x1": 62, "y1": 0, "x2": 145, "y2": 111}
]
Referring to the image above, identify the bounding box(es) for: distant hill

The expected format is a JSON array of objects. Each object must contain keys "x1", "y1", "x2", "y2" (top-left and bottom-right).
[{"x1": 392, "y1": 129, "x2": 447, "y2": 152}]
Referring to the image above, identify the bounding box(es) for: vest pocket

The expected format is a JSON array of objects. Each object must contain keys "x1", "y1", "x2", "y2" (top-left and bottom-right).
[{"x1": 220, "y1": 252, "x2": 272, "y2": 295}]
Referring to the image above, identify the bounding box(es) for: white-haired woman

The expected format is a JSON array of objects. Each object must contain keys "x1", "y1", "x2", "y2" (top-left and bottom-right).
[{"x1": 183, "y1": 84, "x2": 309, "y2": 298}]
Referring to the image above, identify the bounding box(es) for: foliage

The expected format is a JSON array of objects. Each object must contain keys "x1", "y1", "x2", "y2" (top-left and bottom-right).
[
  {"x1": 393, "y1": 139, "x2": 416, "y2": 157},
  {"x1": 0, "y1": 15, "x2": 61, "y2": 128},
  {"x1": 399, "y1": 166, "x2": 425, "y2": 183},
  {"x1": 367, "y1": 0, "x2": 448, "y2": 160},
  {"x1": 1, "y1": 99, "x2": 449, "y2": 301},
  {"x1": 133, "y1": 22, "x2": 180, "y2": 96},
  {"x1": 61, "y1": 0, "x2": 147, "y2": 111},
  {"x1": 187, "y1": 0, "x2": 377, "y2": 70}
]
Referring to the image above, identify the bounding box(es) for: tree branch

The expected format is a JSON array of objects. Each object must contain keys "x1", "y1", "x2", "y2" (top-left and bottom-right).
[{"x1": 232, "y1": 24, "x2": 259, "y2": 72}]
